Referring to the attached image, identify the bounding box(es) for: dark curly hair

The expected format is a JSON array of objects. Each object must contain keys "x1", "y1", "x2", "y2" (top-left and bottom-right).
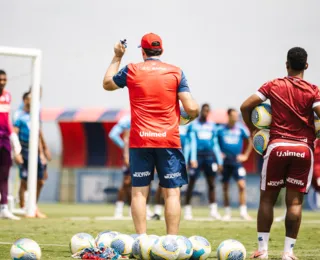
[{"x1": 287, "y1": 47, "x2": 308, "y2": 71}]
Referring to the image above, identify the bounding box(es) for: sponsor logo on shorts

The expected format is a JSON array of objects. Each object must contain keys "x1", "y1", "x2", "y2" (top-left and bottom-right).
[
  {"x1": 286, "y1": 177, "x2": 305, "y2": 186},
  {"x1": 267, "y1": 180, "x2": 284, "y2": 186},
  {"x1": 133, "y1": 171, "x2": 151, "y2": 178},
  {"x1": 164, "y1": 172, "x2": 181, "y2": 179},
  {"x1": 276, "y1": 150, "x2": 305, "y2": 158},
  {"x1": 139, "y1": 131, "x2": 167, "y2": 138}
]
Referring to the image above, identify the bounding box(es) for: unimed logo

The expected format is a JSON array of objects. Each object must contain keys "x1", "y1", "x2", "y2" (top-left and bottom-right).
[
  {"x1": 133, "y1": 171, "x2": 151, "y2": 178},
  {"x1": 267, "y1": 180, "x2": 284, "y2": 186},
  {"x1": 139, "y1": 131, "x2": 167, "y2": 138},
  {"x1": 276, "y1": 150, "x2": 305, "y2": 158},
  {"x1": 164, "y1": 172, "x2": 181, "y2": 179}
]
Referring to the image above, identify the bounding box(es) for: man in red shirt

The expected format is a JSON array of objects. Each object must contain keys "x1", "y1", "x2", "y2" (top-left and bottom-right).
[
  {"x1": 103, "y1": 33, "x2": 199, "y2": 235},
  {"x1": 241, "y1": 47, "x2": 320, "y2": 260}
]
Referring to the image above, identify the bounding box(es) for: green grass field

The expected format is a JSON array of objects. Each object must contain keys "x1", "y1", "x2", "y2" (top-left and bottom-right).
[{"x1": 0, "y1": 204, "x2": 319, "y2": 259}]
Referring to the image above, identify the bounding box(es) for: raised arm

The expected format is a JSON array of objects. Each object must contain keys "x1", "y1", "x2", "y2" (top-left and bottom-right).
[{"x1": 103, "y1": 42, "x2": 126, "y2": 91}]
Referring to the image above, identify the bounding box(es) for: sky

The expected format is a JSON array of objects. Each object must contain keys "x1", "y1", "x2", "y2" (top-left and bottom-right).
[{"x1": 1, "y1": 0, "x2": 320, "y2": 152}]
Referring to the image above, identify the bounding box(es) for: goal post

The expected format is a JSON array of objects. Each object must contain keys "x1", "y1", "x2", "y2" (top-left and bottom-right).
[{"x1": 0, "y1": 46, "x2": 42, "y2": 217}]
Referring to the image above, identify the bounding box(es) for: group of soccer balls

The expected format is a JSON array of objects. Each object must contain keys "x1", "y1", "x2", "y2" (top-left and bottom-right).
[
  {"x1": 10, "y1": 231, "x2": 247, "y2": 260},
  {"x1": 251, "y1": 103, "x2": 320, "y2": 155}
]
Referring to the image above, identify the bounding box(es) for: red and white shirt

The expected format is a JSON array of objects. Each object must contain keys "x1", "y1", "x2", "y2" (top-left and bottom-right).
[{"x1": 256, "y1": 76, "x2": 320, "y2": 148}]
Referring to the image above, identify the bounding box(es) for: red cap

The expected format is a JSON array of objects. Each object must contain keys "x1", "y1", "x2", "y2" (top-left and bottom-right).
[{"x1": 139, "y1": 33, "x2": 162, "y2": 50}]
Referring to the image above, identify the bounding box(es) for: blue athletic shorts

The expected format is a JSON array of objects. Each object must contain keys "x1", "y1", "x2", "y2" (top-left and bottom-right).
[
  {"x1": 189, "y1": 152, "x2": 218, "y2": 179},
  {"x1": 222, "y1": 163, "x2": 246, "y2": 183},
  {"x1": 19, "y1": 157, "x2": 45, "y2": 181},
  {"x1": 129, "y1": 148, "x2": 187, "y2": 188}
]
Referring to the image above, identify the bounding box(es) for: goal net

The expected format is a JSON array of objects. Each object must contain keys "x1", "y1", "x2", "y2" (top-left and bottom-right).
[{"x1": 0, "y1": 46, "x2": 42, "y2": 217}]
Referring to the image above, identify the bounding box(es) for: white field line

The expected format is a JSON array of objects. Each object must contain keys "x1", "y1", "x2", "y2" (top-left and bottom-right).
[{"x1": 65, "y1": 216, "x2": 320, "y2": 224}]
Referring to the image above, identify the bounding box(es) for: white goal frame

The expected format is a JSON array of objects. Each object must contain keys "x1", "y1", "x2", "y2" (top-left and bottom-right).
[{"x1": 0, "y1": 46, "x2": 42, "y2": 217}]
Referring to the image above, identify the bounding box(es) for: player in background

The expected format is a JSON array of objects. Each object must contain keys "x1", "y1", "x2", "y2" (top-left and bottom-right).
[
  {"x1": 184, "y1": 104, "x2": 223, "y2": 220},
  {"x1": 14, "y1": 92, "x2": 48, "y2": 218},
  {"x1": 217, "y1": 108, "x2": 253, "y2": 220},
  {"x1": 0, "y1": 70, "x2": 23, "y2": 220},
  {"x1": 103, "y1": 33, "x2": 199, "y2": 235},
  {"x1": 13, "y1": 87, "x2": 51, "y2": 218},
  {"x1": 241, "y1": 47, "x2": 320, "y2": 260}
]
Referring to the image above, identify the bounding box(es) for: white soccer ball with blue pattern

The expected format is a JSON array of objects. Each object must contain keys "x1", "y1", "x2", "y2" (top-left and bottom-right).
[
  {"x1": 180, "y1": 105, "x2": 191, "y2": 125},
  {"x1": 176, "y1": 236, "x2": 193, "y2": 260},
  {"x1": 70, "y1": 233, "x2": 95, "y2": 254},
  {"x1": 189, "y1": 236, "x2": 211, "y2": 260},
  {"x1": 110, "y1": 234, "x2": 134, "y2": 257},
  {"x1": 251, "y1": 103, "x2": 272, "y2": 129},
  {"x1": 132, "y1": 234, "x2": 158, "y2": 260},
  {"x1": 10, "y1": 238, "x2": 41, "y2": 260},
  {"x1": 216, "y1": 239, "x2": 246, "y2": 260},
  {"x1": 151, "y1": 235, "x2": 180, "y2": 260},
  {"x1": 95, "y1": 231, "x2": 119, "y2": 249},
  {"x1": 253, "y1": 129, "x2": 270, "y2": 155}
]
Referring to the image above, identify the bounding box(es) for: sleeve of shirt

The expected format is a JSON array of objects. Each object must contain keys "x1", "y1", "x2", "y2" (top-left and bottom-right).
[
  {"x1": 112, "y1": 65, "x2": 129, "y2": 88},
  {"x1": 312, "y1": 86, "x2": 320, "y2": 108},
  {"x1": 178, "y1": 71, "x2": 190, "y2": 93},
  {"x1": 13, "y1": 117, "x2": 21, "y2": 128},
  {"x1": 241, "y1": 125, "x2": 250, "y2": 139},
  {"x1": 256, "y1": 81, "x2": 272, "y2": 101},
  {"x1": 109, "y1": 124, "x2": 125, "y2": 149}
]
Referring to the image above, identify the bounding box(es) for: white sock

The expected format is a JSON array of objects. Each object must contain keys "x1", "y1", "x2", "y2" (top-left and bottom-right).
[
  {"x1": 185, "y1": 204, "x2": 192, "y2": 214},
  {"x1": 115, "y1": 201, "x2": 124, "y2": 211},
  {"x1": 154, "y1": 204, "x2": 163, "y2": 216},
  {"x1": 0, "y1": 204, "x2": 8, "y2": 211},
  {"x1": 209, "y1": 203, "x2": 218, "y2": 213},
  {"x1": 258, "y1": 232, "x2": 270, "y2": 251},
  {"x1": 284, "y1": 237, "x2": 296, "y2": 253},
  {"x1": 224, "y1": 207, "x2": 231, "y2": 216},
  {"x1": 240, "y1": 205, "x2": 247, "y2": 215}
]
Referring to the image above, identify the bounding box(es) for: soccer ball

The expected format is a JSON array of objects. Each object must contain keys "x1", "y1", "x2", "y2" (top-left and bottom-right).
[
  {"x1": 253, "y1": 129, "x2": 270, "y2": 155},
  {"x1": 189, "y1": 236, "x2": 211, "y2": 260},
  {"x1": 10, "y1": 238, "x2": 41, "y2": 260},
  {"x1": 216, "y1": 239, "x2": 246, "y2": 260},
  {"x1": 151, "y1": 235, "x2": 180, "y2": 260},
  {"x1": 315, "y1": 114, "x2": 320, "y2": 138},
  {"x1": 176, "y1": 236, "x2": 193, "y2": 260},
  {"x1": 180, "y1": 105, "x2": 191, "y2": 125},
  {"x1": 132, "y1": 234, "x2": 158, "y2": 260},
  {"x1": 110, "y1": 234, "x2": 134, "y2": 256},
  {"x1": 95, "y1": 231, "x2": 119, "y2": 249},
  {"x1": 70, "y1": 233, "x2": 95, "y2": 254},
  {"x1": 251, "y1": 103, "x2": 272, "y2": 129}
]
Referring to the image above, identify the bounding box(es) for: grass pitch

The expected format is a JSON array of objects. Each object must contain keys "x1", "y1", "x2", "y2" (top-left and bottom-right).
[{"x1": 0, "y1": 204, "x2": 319, "y2": 259}]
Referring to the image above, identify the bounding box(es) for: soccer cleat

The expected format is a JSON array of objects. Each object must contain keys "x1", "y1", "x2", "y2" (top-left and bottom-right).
[
  {"x1": 222, "y1": 214, "x2": 232, "y2": 221},
  {"x1": 275, "y1": 215, "x2": 286, "y2": 222},
  {"x1": 282, "y1": 252, "x2": 298, "y2": 260},
  {"x1": 0, "y1": 209, "x2": 21, "y2": 220},
  {"x1": 35, "y1": 208, "x2": 47, "y2": 218},
  {"x1": 151, "y1": 214, "x2": 161, "y2": 220},
  {"x1": 210, "y1": 211, "x2": 222, "y2": 220},
  {"x1": 114, "y1": 212, "x2": 123, "y2": 219},
  {"x1": 240, "y1": 213, "x2": 253, "y2": 221},
  {"x1": 250, "y1": 250, "x2": 268, "y2": 259}
]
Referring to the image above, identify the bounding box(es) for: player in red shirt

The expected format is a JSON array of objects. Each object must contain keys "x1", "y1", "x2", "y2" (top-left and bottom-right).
[
  {"x1": 241, "y1": 47, "x2": 320, "y2": 260},
  {"x1": 0, "y1": 70, "x2": 23, "y2": 220},
  {"x1": 103, "y1": 33, "x2": 199, "y2": 234}
]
